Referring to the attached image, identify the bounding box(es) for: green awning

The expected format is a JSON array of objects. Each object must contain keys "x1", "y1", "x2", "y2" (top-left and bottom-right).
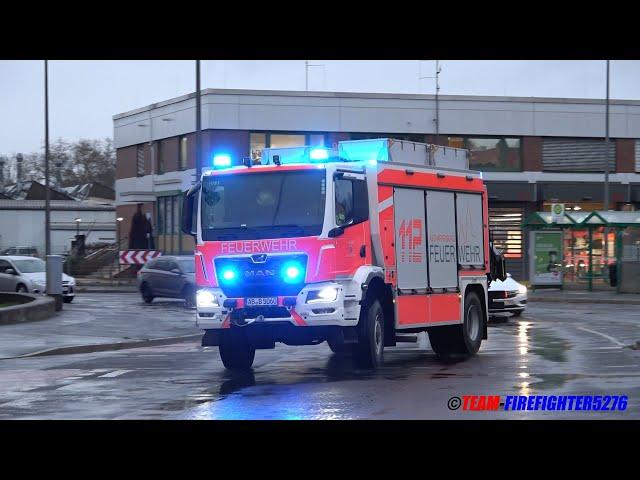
[{"x1": 523, "y1": 210, "x2": 640, "y2": 228}]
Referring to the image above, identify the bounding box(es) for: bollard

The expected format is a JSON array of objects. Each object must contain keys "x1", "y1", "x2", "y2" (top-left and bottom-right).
[{"x1": 46, "y1": 255, "x2": 64, "y2": 311}]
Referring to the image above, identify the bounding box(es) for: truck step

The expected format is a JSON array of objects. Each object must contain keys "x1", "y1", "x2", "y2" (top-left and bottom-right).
[{"x1": 395, "y1": 334, "x2": 418, "y2": 343}]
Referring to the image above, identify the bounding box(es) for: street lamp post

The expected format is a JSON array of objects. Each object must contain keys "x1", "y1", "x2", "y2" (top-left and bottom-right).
[
  {"x1": 604, "y1": 60, "x2": 610, "y2": 212},
  {"x1": 195, "y1": 60, "x2": 202, "y2": 183},
  {"x1": 116, "y1": 217, "x2": 123, "y2": 248}
]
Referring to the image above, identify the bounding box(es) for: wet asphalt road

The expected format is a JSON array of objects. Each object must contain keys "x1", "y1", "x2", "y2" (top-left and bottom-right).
[{"x1": 0, "y1": 293, "x2": 639, "y2": 419}]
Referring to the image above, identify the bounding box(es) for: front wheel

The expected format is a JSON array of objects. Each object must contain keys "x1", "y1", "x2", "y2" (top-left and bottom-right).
[
  {"x1": 353, "y1": 299, "x2": 384, "y2": 369},
  {"x1": 219, "y1": 330, "x2": 256, "y2": 371},
  {"x1": 16, "y1": 284, "x2": 28, "y2": 293},
  {"x1": 511, "y1": 309, "x2": 524, "y2": 317},
  {"x1": 63, "y1": 296, "x2": 74, "y2": 303}
]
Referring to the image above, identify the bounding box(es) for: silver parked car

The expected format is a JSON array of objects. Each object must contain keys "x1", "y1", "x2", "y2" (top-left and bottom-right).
[
  {"x1": 137, "y1": 256, "x2": 196, "y2": 307},
  {"x1": 0, "y1": 256, "x2": 77, "y2": 303}
]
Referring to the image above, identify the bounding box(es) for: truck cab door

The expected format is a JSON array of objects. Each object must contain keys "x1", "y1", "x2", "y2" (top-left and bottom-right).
[{"x1": 332, "y1": 174, "x2": 371, "y2": 277}]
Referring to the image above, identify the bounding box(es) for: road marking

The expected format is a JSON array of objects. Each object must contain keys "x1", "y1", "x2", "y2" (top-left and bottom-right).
[
  {"x1": 576, "y1": 327, "x2": 626, "y2": 347},
  {"x1": 99, "y1": 370, "x2": 132, "y2": 378}
]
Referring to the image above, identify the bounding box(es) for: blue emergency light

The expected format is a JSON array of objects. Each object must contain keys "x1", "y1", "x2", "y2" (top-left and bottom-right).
[
  {"x1": 213, "y1": 153, "x2": 232, "y2": 168},
  {"x1": 309, "y1": 148, "x2": 329, "y2": 161}
]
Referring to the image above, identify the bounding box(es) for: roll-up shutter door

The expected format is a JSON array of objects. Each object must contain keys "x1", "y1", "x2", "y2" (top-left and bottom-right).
[
  {"x1": 489, "y1": 207, "x2": 524, "y2": 280},
  {"x1": 635, "y1": 140, "x2": 640, "y2": 172},
  {"x1": 542, "y1": 138, "x2": 615, "y2": 172}
]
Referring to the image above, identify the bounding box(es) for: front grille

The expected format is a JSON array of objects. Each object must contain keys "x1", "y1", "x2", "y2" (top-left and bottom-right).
[
  {"x1": 232, "y1": 306, "x2": 291, "y2": 320},
  {"x1": 214, "y1": 254, "x2": 308, "y2": 298}
]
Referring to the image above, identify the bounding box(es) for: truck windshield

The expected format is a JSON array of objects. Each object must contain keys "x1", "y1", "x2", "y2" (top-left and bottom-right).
[{"x1": 201, "y1": 170, "x2": 326, "y2": 241}]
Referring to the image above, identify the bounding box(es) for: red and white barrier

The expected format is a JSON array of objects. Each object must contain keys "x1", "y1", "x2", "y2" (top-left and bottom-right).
[{"x1": 119, "y1": 250, "x2": 162, "y2": 265}]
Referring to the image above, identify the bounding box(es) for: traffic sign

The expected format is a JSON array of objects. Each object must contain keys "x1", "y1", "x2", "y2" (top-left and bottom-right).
[{"x1": 119, "y1": 250, "x2": 162, "y2": 265}]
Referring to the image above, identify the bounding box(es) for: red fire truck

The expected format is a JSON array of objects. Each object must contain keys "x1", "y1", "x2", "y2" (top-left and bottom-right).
[{"x1": 182, "y1": 139, "x2": 505, "y2": 370}]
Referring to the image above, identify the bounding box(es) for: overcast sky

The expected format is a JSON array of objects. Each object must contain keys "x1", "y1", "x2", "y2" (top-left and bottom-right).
[{"x1": 1, "y1": 60, "x2": 639, "y2": 154}]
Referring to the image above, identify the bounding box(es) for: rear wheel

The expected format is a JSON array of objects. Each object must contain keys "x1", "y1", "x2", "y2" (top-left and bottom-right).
[
  {"x1": 63, "y1": 296, "x2": 74, "y2": 303},
  {"x1": 219, "y1": 329, "x2": 256, "y2": 370},
  {"x1": 140, "y1": 283, "x2": 154, "y2": 304},
  {"x1": 353, "y1": 299, "x2": 384, "y2": 369},
  {"x1": 428, "y1": 291, "x2": 484, "y2": 359}
]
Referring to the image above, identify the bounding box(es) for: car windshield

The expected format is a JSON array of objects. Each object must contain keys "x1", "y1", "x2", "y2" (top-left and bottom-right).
[
  {"x1": 13, "y1": 258, "x2": 46, "y2": 273},
  {"x1": 177, "y1": 258, "x2": 195, "y2": 273},
  {"x1": 201, "y1": 170, "x2": 326, "y2": 240}
]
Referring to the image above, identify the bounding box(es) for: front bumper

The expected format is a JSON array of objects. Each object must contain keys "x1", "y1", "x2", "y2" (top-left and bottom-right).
[
  {"x1": 488, "y1": 292, "x2": 527, "y2": 313},
  {"x1": 195, "y1": 282, "x2": 360, "y2": 330}
]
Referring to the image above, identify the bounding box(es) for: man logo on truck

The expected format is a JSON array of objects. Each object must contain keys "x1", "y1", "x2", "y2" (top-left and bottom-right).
[{"x1": 398, "y1": 218, "x2": 423, "y2": 263}]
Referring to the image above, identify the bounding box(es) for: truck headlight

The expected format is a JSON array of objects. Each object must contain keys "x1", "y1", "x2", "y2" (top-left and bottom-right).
[
  {"x1": 306, "y1": 286, "x2": 338, "y2": 304},
  {"x1": 197, "y1": 289, "x2": 218, "y2": 307}
]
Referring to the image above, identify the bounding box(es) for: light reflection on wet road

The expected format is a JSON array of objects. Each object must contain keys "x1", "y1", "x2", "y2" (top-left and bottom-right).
[{"x1": 0, "y1": 301, "x2": 639, "y2": 419}]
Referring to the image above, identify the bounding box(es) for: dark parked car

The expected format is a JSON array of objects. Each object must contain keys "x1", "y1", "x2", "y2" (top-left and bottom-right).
[{"x1": 137, "y1": 256, "x2": 195, "y2": 307}]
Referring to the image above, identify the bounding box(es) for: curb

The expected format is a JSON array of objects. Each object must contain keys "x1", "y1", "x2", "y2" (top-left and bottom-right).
[
  {"x1": 529, "y1": 297, "x2": 640, "y2": 305},
  {"x1": 76, "y1": 287, "x2": 138, "y2": 293},
  {"x1": 0, "y1": 333, "x2": 202, "y2": 360},
  {"x1": 0, "y1": 293, "x2": 57, "y2": 325}
]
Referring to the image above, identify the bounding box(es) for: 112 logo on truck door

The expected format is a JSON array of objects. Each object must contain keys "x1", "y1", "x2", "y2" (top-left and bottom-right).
[{"x1": 398, "y1": 219, "x2": 424, "y2": 263}]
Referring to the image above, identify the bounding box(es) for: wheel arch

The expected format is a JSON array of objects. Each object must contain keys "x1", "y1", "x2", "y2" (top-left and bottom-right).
[
  {"x1": 361, "y1": 275, "x2": 395, "y2": 347},
  {"x1": 463, "y1": 283, "x2": 488, "y2": 340}
]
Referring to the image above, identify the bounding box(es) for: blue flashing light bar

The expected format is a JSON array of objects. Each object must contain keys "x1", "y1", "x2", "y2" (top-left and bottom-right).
[
  {"x1": 309, "y1": 148, "x2": 329, "y2": 161},
  {"x1": 213, "y1": 153, "x2": 232, "y2": 168},
  {"x1": 338, "y1": 139, "x2": 390, "y2": 163}
]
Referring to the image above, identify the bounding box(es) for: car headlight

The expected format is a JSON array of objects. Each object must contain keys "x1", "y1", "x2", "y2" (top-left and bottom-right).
[
  {"x1": 196, "y1": 289, "x2": 218, "y2": 307},
  {"x1": 306, "y1": 286, "x2": 339, "y2": 304},
  {"x1": 518, "y1": 285, "x2": 527, "y2": 295}
]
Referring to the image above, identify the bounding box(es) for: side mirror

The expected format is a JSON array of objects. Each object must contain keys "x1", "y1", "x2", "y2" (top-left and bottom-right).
[
  {"x1": 328, "y1": 226, "x2": 345, "y2": 238},
  {"x1": 490, "y1": 245, "x2": 507, "y2": 282},
  {"x1": 181, "y1": 182, "x2": 200, "y2": 236},
  {"x1": 5, "y1": 268, "x2": 17, "y2": 275}
]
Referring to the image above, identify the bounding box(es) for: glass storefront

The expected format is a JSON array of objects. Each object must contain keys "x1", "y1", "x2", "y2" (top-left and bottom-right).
[{"x1": 562, "y1": 227, "x2": 615, "y2": 286}]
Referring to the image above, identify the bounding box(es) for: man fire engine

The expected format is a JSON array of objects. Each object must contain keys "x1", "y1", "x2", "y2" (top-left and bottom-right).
[{"x1": 182, "y1": 139, "x2": 505, "y2": 370}]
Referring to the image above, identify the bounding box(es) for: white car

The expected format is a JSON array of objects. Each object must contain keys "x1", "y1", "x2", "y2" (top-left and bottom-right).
[
  {"x1": 0, "y1": 256, "x2": 76, "y2": 303},
  {"x1": 488, "y1": 273, "x2": 527, "y2": 317}
]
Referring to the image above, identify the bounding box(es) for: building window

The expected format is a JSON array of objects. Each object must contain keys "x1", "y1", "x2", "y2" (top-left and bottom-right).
[
  {"x1": 448, "y1": 137, "x2": 522, "y2": 171},
  {"x1": 250, "y1": 133, "x2": 267, "y2": 164},
  {"x1": 270, "y1": 134, "x2": 306, "y2": 148},
  {"x1": 309, "y1": 134, "x2": 325, "y2": 147},
  {"x1": 249, "y1": 132, "x2": 328, "y2": 164},
  {"x1": 136, "y1": 145, "x2": 145, "y2": 177},
  {"x1": 156, "y1": 141, "x2": 164, "y2": 174},
  {"x1": 179, "y1": 136, "x2": 188, "y2": 170},
  {"x1": 157, "y1": 195, "x2": 182, "y2": 235}
]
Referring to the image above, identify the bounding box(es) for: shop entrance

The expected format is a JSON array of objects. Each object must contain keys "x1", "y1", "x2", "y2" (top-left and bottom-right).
[{"x1": 524, "y1": 210, "x2": 640, "y2": 293}]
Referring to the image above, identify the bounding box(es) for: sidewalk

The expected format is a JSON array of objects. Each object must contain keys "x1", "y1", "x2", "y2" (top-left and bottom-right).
[
  {"x1": 529, "y1": 289, "x2": 640, "y2": 305},
  {"x1": 0, "y1": 293, "x2": 201, "y2": 359}
]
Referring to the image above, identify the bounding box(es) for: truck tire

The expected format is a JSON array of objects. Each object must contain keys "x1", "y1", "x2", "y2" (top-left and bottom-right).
[
  {"x1": 428, "y1": 291, "x2": 483, "y2": 358},
  {"x1": 219, "y1": 329, "x2": 256, "y2": 370},
  {"x1": 353, "y1": 299, "x2": 384, "y2": 369},
  {"x1": 327, "y1": 338, "x2": 348, "y2": 354}
]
